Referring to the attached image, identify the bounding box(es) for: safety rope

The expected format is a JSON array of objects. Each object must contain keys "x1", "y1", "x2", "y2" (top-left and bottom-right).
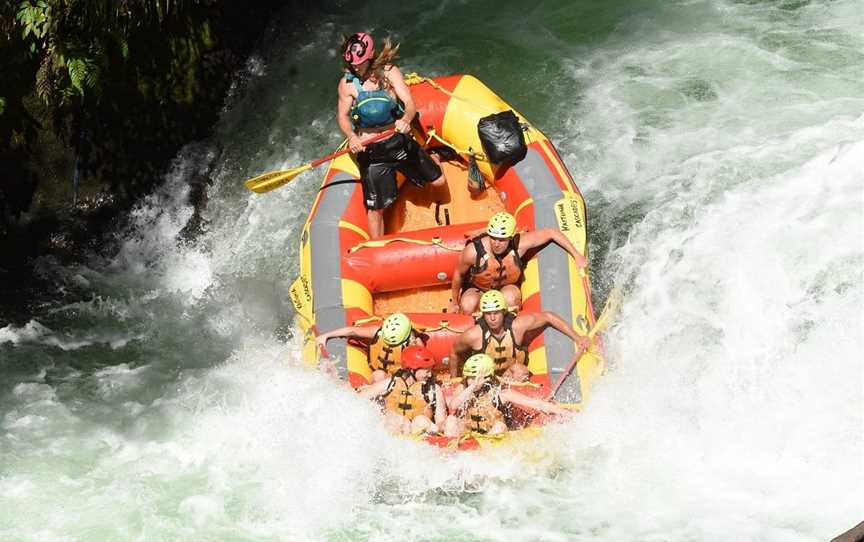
[
  {"x1": 349, "y1": 315, "x2": 441, "y2": 334},
  {"x1": 421, "y1": 320, "x2": 466, "y2": 334},
  {"x1": 348, "y1": 236, "x2": 462, "y2": 253},
  {"x1": 424, "y1": 128, "x2": 486, "y2": 162}
]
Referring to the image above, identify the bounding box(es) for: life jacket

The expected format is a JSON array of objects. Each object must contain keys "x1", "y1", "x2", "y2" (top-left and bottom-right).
[
  {"x1": 346, "y1": 74, "x2": 404, "y2": 129},
  {"x1": 467, "y1": 234, "x2": 523, "y2": 291},
  {"x1": 368, "y1": 329, "x2": 417, "y2": 374},
  {"x1": 462, "y1": 382, "x2": 506, "y2": 434},
  {"x1": 478, "y1": 312, "x2": 528, "y2": 375},
  {"x1": 382, "y1": 370, "x2": 434, "y2": 421}
]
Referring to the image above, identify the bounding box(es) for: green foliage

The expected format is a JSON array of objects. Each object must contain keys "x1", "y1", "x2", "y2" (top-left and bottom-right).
[
  {"x1": 16, "y1": 1, "x2": 50, "y2": 52},
  {"x1": 0, "y1": 97, "x2": 5, "y2": 116},
  {"x1": 66, "y1": 56, "x2": 101, "y2": 97},
  {"x1": 12, "y1": 0, "x2": 211, "y2": 105}
]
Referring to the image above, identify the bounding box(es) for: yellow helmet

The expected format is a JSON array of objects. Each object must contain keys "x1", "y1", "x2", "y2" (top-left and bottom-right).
[
  {"x1": 380, "y1": 313, "x2": 411, "y2": 346},
  {"x1": 486, "y1": 212, "x2": 516, "y2": 239},
  {"x1": 479, "y1": 289, "x2": 507, "y2": 313},
  {"x1": 463, "y1": 353, "x2": 495, "y2": 378}
]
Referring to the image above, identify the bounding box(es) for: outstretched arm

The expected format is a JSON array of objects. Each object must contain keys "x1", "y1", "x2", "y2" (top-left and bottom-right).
[
  {"x1": 519, "y1": 229, "x2": 587, "y2": 268},
  {"x1": 316, "y1": 324, "x2": 378, "y2": 350},
  {"x1": 514, "y1": 312, "x2": 589, "y2": 349},
  {"x1": 358, "y1": 377, "x2": 392, "y2": 399},
  {"x1": 500, "y1": 388, "x2": 571, "y2": 417},
  {"x1": 447, "y1": 377, "x2": 485, "y2": 412}
]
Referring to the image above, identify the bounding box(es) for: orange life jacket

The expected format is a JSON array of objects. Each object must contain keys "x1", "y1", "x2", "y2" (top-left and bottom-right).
[
  {"x1": 466, "y1": 234, "x2": 523, "y2": 291},
  {"x1": 479, "y1": 313, "x2": 528, "y2": 375},
  {"x1": 368, "y1": 329, "x2": 417, "y2": 374},
  {"x1": 382, "y1": 371, "x2": 434, "y2": 421},
  {"x1": 462, "y1": 382, "x2": 506, "y2": 434}
]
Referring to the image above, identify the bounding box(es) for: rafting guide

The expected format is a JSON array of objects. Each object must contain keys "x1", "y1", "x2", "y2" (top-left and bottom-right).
[{"x1": 337, "y1": 32, "x2": 447, "y2": 239}]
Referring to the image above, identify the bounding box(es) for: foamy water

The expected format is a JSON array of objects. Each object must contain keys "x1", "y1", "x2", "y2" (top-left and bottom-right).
[{"x1": 1, "y1": 0, "x2": 862, "y2": 540}]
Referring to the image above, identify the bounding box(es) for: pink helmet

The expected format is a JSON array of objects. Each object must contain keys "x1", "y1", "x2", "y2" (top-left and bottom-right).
[{"x1": 343, "y1": 32, "x2": 374, "y2": 65}]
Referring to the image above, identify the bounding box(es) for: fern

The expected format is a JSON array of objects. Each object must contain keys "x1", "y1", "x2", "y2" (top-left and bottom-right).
[
  {"x1": 67, "y1": 57, "x2": 87, "y2": 94},
  {"x1": 35, "y1": 51, "x2": 56, "y2": 103}
]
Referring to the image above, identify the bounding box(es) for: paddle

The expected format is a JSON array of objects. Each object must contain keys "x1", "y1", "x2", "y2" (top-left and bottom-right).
[
  {"x1": 549, "y1": 286, "x2": 622, "y2": 400},
  {"x1": 244, "y1": 128, "x2": 396, "y2": 193}
]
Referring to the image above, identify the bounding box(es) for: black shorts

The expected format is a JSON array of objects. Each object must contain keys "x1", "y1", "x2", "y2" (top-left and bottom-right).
[{"x1": 357, "y1": 133, "x2": 443, "y2": 210}]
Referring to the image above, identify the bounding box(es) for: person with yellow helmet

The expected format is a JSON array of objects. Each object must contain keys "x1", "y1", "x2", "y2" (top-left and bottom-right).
[
  {"x1": 448, "y1": 211, "x2": 588, "y2": 314},
  {"x1": 359, "y1": 345, "x2": 446, "y2": 435},
  {"x1": 448, "y1": 289, "x2": 590, "y2": 379},
  {"x1": 443, "y1": 353, "x2": 571, "y2": 437},
  {"x1": 316, "y1": 312, "x2": 425, "y2": 382}
]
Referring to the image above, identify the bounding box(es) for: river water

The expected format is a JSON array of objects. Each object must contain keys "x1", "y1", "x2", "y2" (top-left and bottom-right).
[{"x1": 1, "y1": 1, "x2": 862, "y2": 540}]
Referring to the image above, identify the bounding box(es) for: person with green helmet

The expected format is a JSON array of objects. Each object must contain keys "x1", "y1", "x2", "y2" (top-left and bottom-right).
[
  {"x1": 443, "y1": 353, "x2": 571, "y2": 437},
  {"x1": 316, "y1": 312, "x2": 425, "y2": 382},
  {"x1": 448, "y1": 211, "x2": 588, "y2": 314},
  {"x1": 448, "y1": 289, "x2": 590, "y2": 379}
]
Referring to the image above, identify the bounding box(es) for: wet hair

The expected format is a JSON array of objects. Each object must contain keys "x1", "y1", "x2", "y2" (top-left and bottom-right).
[{"x1": 340, "y1": 35, "x2": 401, "y2": 90}]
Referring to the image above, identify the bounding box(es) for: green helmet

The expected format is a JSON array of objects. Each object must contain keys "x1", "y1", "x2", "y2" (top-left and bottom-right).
[
  {"x1": 486, "y1": 212, "x2": 516, "y2": 239},
  {"x1": 479, "y1": 289, "x2": 507, "y2": 313},
  {"x1": 463, "y1": 353, "x2": 495, "y2": 378},
  {"x1": 380, "y1": 313, "x2": 411, "y2": 346}
]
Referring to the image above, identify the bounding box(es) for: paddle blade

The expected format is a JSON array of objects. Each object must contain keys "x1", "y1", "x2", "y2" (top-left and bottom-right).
[
  {"x1": 588, "y1": 287, "x2": 622, "y2": 338},
  {"x1": 244, "y1": 164, "x2": 312, "y2": 193}
]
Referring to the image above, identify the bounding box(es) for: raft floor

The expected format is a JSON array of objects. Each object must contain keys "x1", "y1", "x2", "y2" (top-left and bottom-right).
[{"x1": 374, "y1": 159, "x2": 506, "y2": 316}]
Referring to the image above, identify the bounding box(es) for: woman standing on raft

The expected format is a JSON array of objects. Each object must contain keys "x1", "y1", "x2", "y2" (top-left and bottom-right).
[{"x1": 336, "y1": 32, "x2": 446, "y2": 238}]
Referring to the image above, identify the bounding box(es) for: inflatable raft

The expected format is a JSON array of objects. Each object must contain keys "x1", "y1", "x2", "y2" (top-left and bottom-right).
[{"x1": 289, "y1": 73, "x2": 604, "y2": 450}]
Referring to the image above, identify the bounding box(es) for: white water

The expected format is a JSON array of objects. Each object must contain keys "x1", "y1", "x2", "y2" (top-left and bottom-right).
[{"x1": 1, "y1": 1, "x2": 863, "y2": 540}]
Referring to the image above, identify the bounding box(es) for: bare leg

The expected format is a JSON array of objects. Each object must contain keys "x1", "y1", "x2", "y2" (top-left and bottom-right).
[
  {"x1": 500, "y1": 284, "x2": 522, "y2": 311},
  {"x1": 504, "y1": 363, "x2": 530, "y2": 382},
  {"x1": 428, "y1": 153, "x2": 447, "y2": 188},
  {"x1": 459, "y1": 288, "x2": 482, "y2": 314},
  {"x1": 367, "y1": 208, "x2": 385, "y2": 239}
]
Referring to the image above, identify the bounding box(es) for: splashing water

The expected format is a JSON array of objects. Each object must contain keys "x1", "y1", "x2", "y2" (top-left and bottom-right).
[{"x1": 1, "y1": 1, "x2": 862, "y2": 540}]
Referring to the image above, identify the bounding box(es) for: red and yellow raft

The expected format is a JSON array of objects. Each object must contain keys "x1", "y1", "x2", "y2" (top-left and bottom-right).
[{"x1": 289, "y1": 73, "x2": 604, "y2": 449}]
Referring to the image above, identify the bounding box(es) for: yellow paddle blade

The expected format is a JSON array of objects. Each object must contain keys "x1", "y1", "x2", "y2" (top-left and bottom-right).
[
  {"x1": 244, "y1": 163, "x2": 312, "y2": 193},
  {"x1": 588, "y1": 286, "x2": 622, "y2": 339}
]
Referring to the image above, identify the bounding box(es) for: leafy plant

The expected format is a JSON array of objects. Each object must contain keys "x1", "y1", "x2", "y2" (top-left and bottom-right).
[{"x1": 16, "y1": 1, "x2": 50, "y2": 53}]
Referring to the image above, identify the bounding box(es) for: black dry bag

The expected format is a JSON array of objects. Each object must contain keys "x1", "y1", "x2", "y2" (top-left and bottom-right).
[{"x1": 477, "y1": 110, "x2": 527, "y2": 166}]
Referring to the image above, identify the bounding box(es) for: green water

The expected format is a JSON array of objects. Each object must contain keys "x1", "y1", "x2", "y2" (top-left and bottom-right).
[{"x1": 2, "y1": 1, "x2": 863, "y2": 540}]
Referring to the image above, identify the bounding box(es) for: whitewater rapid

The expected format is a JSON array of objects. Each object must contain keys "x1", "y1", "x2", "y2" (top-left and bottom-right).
[{"x1": 1, "y1": 0, "x2": 862, "y2": 540}]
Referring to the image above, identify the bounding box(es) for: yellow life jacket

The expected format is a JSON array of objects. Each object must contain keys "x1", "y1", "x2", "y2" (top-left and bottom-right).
[
  {"x1": 467, "y1": 234, "x2": 524, "y2": 291},
  {"x1": 462, "y1": 383, "x2": 505, "y2": 434},
  {"x1": 479, "y1": 313, "x2": 528, "y2": 376},
  {"x1": 382, "y1": 371, "x2": 433, "y2": 421},
  {"x1": 368, "y1": 329, "x2": 413, "y2": 374}
]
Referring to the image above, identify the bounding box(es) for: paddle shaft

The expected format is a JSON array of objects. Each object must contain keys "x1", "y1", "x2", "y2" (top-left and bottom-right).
[
  {"x1": 244, "y1": 128, "x2": 398, "y2": 193},
  {"x1": 549, "y1": 281, "x2": 617, "y2": 400},
  {"x1": 311, "y1": 128, "x2": 396, "y2": 168}
]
